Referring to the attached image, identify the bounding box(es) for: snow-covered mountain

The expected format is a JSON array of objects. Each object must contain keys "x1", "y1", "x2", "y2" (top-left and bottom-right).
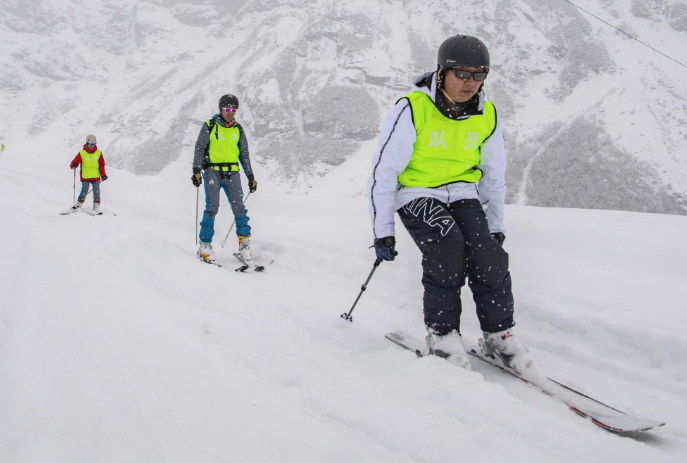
[{"x1": 2, "y1": 0, "x2": 687, "y2": 213}]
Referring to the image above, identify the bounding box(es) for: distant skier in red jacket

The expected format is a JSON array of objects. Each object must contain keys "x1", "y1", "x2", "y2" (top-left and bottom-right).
[{"x1": 70, "y1": 134, "x2": 108, "y2": 212}]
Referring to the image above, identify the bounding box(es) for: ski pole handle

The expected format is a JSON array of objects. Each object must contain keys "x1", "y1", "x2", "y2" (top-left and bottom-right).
[{"x1": 341, "y1": 258, "x2": 382, "y2": 322}]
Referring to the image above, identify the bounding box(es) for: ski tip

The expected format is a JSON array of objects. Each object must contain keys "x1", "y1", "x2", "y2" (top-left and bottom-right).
[{"x1": 589, "y1": 416, "x2": 666, "y2": 433}]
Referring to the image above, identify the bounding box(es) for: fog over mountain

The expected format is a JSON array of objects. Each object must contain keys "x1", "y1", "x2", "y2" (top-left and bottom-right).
[{"x1": 2, "y1": 0, "x2": 686, "y2": 214}]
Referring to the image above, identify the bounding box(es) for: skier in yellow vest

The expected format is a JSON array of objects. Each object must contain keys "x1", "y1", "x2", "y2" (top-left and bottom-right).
[
  {"x1": 70, "y1": 134, "x2": 108, "y2": 212},
  {"x1": 368, "y1": 35, "x2": 536, "y2": 375},
  {"x1": 192, "y1": 94, "x2": 257, "y2": 264}
]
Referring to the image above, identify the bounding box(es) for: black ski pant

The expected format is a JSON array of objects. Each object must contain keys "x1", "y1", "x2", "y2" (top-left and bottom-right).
[{"x1": 398, "y1": 198, "x2": 515, "y2": 335}]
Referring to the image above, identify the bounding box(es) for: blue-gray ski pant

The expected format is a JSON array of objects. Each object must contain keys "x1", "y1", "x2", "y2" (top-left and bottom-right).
[
  {"x1": 398, "y1": 198, "x2": 515, "y2": 335},
  {"x1": 199, "y1": 169, "x2": 250, "y2": 243},
  {"x1": 78, "y1": 180, "x2": 100, "y2": 202}
]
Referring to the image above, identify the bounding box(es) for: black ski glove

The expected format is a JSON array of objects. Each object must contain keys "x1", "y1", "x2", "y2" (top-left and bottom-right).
[
  {"x1": 374, "y1": 236, "x2": 398, "y2": 262},
  {"x1": 492, "y1": 232, "x2": 505, "y2": 245},
  {"x1": 248, "y1": 177, "x2": 258, "y2": 193},
  {"x1": 101, "y1": 175, "x2": 108, "y2": 181},
  {"x1": 192, "y1": 173, "x2": 202, "y2": 187},
  {"x1": 70, "y1": 161, "x2": 78, "y2": 169}
]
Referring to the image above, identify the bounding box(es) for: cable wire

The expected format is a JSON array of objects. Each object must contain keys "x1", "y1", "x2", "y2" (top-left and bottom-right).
[{"x1": 560, "y1": 0, "x2": 687, "y2": 70}]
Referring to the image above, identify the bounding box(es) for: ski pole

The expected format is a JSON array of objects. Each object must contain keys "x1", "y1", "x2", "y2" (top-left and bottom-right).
[
  {"x1": 72, "y1": 168, "x2": 76, "y2": 205},
  {"x1": 341, "y1": 258, "x2": 382, "y2": 322},
  {"x1": 220, "y1": 191, "x2": 251, "y2": 247},
  {"x1": 195, "y1": 186, "x2": 200, "y2": 245}
]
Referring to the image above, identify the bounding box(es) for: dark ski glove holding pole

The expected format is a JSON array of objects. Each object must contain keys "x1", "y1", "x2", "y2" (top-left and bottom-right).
[
  {"x1": 491, "y1": 232, "x2": 505, "y2": 245},
  {"x1": 248, "y1": 176, "x2": 257, "y2": 193},
  {"x1": 374, "y1": 236, "x2": 398, "y2": 261},
  {"x1": 192, "y1": 168, "x2": 202, "y2": 187}
]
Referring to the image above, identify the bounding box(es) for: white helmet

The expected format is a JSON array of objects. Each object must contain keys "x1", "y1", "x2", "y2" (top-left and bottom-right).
[{"x1": 86, "y1": 134, "x2": 97, "y2": 144}]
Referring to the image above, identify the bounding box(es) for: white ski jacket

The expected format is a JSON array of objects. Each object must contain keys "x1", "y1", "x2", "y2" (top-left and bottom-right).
[{"x1": 368, "y1": 71, "x2": 507, "y2": 239}]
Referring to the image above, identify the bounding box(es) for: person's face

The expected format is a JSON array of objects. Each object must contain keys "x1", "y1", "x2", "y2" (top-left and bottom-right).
[
  {"x1": 443, "y1": 66, "x2": 487, "y2": 103},
  {"x1": 220, "y1": 105, "x2": 237, "y2": 123}
]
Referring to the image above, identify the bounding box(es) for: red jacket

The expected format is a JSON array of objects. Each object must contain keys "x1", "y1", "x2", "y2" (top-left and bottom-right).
[{"x1": 70, "y1": 144, "x2": 107, "y2": 181}]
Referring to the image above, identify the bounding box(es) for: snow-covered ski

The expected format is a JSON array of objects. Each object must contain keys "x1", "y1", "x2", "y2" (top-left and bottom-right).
[
  {"x1": 85, "y1": 209, "x2": 116, "y2": 216},
  {"x1": 60, "y1": 207, "x2": 116, "y2": 216},
  {"x1": 385, "y1": 332, "x2": 665, "y2": 433},
  {"x1": 198, "y1": 258, "x2": 222, "y2": 268},
  {"x1": 82, "y1": 209, "x2": 103, "y2": 216},
  {"x1": 233, "y1": 252, "x2": 265, "y2": 272}
]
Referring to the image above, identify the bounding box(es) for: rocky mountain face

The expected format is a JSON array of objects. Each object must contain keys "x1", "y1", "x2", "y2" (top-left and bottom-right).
[{"x1": 2, "y1": 0, "x2": 686, "y2": 213}]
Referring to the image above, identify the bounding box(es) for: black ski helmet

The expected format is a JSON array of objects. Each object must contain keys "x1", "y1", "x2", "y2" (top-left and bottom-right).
[
  {"x1": 218, "y1": 94, "x2": 239, "y2": 110},
  {"x1": 437, "y1": 35, "x2": 490, "y2": 73}
]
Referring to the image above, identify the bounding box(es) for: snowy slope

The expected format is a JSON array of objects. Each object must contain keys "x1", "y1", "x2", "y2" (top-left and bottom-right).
[
  {"x1": 1, "y1": 142, "x2": 687, "y2": 463},
  {"x1": 2, "y1": 1, "x2": 687, "y2": 461}
]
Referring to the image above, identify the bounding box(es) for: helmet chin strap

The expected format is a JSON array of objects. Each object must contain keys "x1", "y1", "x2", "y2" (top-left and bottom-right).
[
  {"x1": 436, "y1": 66, "x2": 445, "y2": 90},
  {"x1": 441, "y1": 87, "x2": 458, "y2": 104},
  {"x1": 437, "y1": 67, "x2": 459, "y2": 104}
]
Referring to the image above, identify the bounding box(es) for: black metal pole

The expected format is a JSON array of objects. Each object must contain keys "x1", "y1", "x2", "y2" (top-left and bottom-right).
[
  {"x1": 341, "y1": 258, "x2": 382, "y2": 322},
  {"x1": 195, "y1": 187, "x2": 200, "y2": 245}
]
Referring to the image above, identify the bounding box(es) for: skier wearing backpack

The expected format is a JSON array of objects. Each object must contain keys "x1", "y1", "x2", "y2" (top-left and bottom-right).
[
  {"x1": 368, "y1": 35, "x2": 535, "y2": 374},
  {"x1": 192, "y1": 94, "x2": 257, "y2": 264},
  {"x1": 70, "y1": 134, "x2": 108, "y2": 212}
]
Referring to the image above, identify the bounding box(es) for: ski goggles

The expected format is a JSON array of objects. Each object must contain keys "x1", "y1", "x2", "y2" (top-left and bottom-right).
[
  {"x1": 222, "y1": 107, "x2": 238, "y2": 113},
  {"x1": 450, "y1": 68, "x2": 488, "y2": 81}
]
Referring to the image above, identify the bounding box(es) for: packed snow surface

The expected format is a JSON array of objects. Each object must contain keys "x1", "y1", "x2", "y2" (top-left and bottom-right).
[{"x1": 1, "y1": 149, "x2": 686, "y2": 463}]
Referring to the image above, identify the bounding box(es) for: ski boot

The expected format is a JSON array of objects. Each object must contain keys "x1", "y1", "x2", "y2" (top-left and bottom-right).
[
  {"x1": 197, "y1": 241, "x2": 216, "y2": 263},
  {"x1": 93, "y1": 199, "x2": 100, "y2": 212},
  {"x1": 73, "y1": 198, "x2": 85, "y2": 211},
  {"x1": 480, "y1": 329, "x2": 536, "y2": 376},
  {"x1": 426, "y1": 329, "x2": 471, "y2": 370},
  {"x1": 238, "y1": 235, "x2": 252, "y2": 261}
]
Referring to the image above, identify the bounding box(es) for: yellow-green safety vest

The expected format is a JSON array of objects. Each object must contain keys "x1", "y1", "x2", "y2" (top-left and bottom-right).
[
  {"x1": 397, "y1": 91, "x2": 496, "y2": 188},
  {"x1": 80, "y1": 149, "x2": 102, "y2": 179},
  {"x1": 207, "y1": 120, "x2": 241, "y2": 172}
]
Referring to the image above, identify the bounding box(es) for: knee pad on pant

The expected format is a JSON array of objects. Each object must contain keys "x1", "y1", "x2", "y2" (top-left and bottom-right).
[{"x1": 422, "y1": 239, "x2": 465, "y2": 288}]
